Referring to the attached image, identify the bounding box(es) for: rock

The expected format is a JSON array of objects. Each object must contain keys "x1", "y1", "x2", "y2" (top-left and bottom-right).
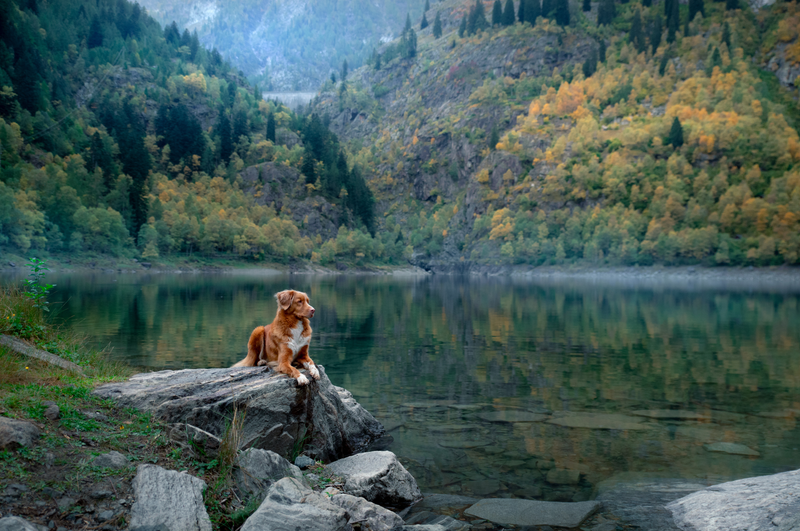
[
  {"x1": 547, "y1": 412, "x2": 651, "y2": 430},
  {"x1": 546, "y1": 469, "x2": 581, "y2": 485},
  {"x1": 295, "y1": 455, "x2": 315, "y2": 469},
  {"x1": 326, "y1": 451, "x2": 422, "y2": 508},
  {"x1": 402, "y1": 527, "x2": 448, "y2": 531},
  {"x1": 463, "y1": 479, "x2": 502, "y2": 496},
  {"x1": 330, "y1": 493, "x2": 405, "y2": 531},
  {"x1": 406, "y1": 513, "x2": 470, "y2": 530},
  {"x1": 437, "y1": 438, "x2": 493, "y2": 449},
  {"x1": 3, "y1": 483, "x2": 29, "y2": 497},
  {"x1": 241, "y1": 477, "x2": 350, "y2": 531},
  {"x1": 129, "y1": 464, "x2": 211, "y2": 531},
  {"x1": 44, "y1": 404, "x2": 60, "y2": 421},
  {"x1": 465, "y1": 499, "x2": 600, "y2": 528},
  {"x1": 234, "y1": 448, "x2": 305, "y2": 501},
  {"x1": 90, "y1": 487, "x2": 113, "y2": 499},
  {"x1": 93, "y1": 451, "x2": 129, "y2": 469},
  {"x1": 704, "y1": 442, "x2": 760, "y2": 456},
  {"x1": 7, "y1": 262, "x2": 16, "y2": 268},
  {"x1": 631, "y1": 410, "x2": 710, "y2": 421},
  {"x1": 168, "y1": 423, "x2": 220, "y2": 456},
  {"x1": 477, "y1": 411, "x2": 548, "y2": 423},
  {"x1": 56, "y1": 497, "x2": 77, "y2": 512},
  {"x1": 83, "y1": 411, "x2": 108, "y2": 422},
  {"x1": 416, "y1": 494, "x2": 477, "y2": 510},
  {"x1": 0, "y1": 335, "x2": 85, "y2": 375},
  {"x1": 94, "y1": 366, "x2": 383, "y2": 462},
  {"x1": 0, "y1": 517, "x2": 39, "y2": 531},
  {"x1": 0, "y1": 416, "x2": 41, "y2": 450},
  {"x1": 96, "y1": 510, "x2": 115, "y2": 522},
  {"x1": 667, "y1": 469, "x2": 800, "y2": 531}
]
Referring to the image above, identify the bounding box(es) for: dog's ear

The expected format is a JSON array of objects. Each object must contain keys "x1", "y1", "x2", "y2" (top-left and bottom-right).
[{"x1": 276, "y1": 290, "x2": 295, "y2": 311}]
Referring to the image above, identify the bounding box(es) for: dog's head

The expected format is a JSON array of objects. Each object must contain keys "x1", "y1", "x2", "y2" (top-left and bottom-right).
[{"x1": 276, "y1": 289, "x2": 315, "y2": 319}]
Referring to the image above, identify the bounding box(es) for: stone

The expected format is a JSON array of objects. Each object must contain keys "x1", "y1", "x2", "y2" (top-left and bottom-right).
[
  {"x1": 90, "y1": 487, "x2": 113, "y2": 499},
  {"x1": 405, "y1": 513, "x2": 469, "y2": 531},
  {"x1": 56, "y1": 497, "x2": 77, "y2": 512},
  {"x1": 437, "y1": 438, "x2": 492, "y2": 449},
  {"x1": 94, "y1": 366, "x2": 383, "y2": 462},
  {"x1": 0, "y1": 517, "x2": 39, "y2": 531},
  {"x1": 82, "y1": 411, "x2": 109, "y2": 422},
  {"x1": 704, "y1": 442, "x2": 760, "y2": 456},
  {"x1": 463, "y1": 479, "x2": 502, "y2": 496},
  {"x1": 0, "y1": 416, "x2": 41, "y2": 450},
  {"x1": 416, "y1": 494, "x2": 477, "y2": 510},
  {"x1": 168, "y1": 423, "x2": 220, "y2": 456},
  {"x1": 7, "y1": 262, "x2": 16, "y2": 268},
  {"x1": 667, "y1": 469, "x2": 800, "y2": 531},
  {"x1": 233, "y1": 448, "x2": 305, "y2": 501},
  {"x1": 0, "y1": 335, "x2": 85, "y2": 375},
  {"x1": 93, "y1": 451, "x2": 129, "y2": 469},
  {"x1": 547, "y1": 412, "x2": 651, "y2": 430},
  {"x1": 330, "y1": 493, "x2": 405, "y2": 531},
  {"x1": 3, "y1": 483, "x2": 29, "y2": 496},
  {"x1": 477, "y1": 411, "x2": 548, "y2": 423},
  {"x1": 44, "y1": 405, "x2": 60, "y2": 421},
  {"x1": 241, "y1": 477, "x2": 350, "y2": 531},
  {"x1": 294, "y1": 455, "x2": 315, "y2": 469},
  {"x1": 96, "y1": 511, "x2": 115, "y2": 522},
  {"x1": 129, "y1": 464, "x2": 211, "y2": 531},
  {"x1": 326, "y1": 451, "x2": 422, "y2": 508},
  {"x1": 546, "y1": 469, "x2": 581, "y2": 485},
  {"x1": 631, "y1": 410, "x2": 710, "y2": 421},
  {"x1": 465, "y1": 499, "x2": 600, "y2": 528}
]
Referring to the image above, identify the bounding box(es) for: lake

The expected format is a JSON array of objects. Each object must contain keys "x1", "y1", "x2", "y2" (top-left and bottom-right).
[{"x1": 7, "y1": 271, "x2": 800, "y2": 501}]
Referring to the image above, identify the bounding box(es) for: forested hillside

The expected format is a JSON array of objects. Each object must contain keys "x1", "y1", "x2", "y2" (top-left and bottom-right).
[
  {"x1": 0, "y1": 0, "x2": 382, "y2": 265},
  {"x1": 313, "y1": 0, "x2": 800, "y2": 268},
  {"x1": 134, "y1": 0, "x2": 423, "y2": 91}
]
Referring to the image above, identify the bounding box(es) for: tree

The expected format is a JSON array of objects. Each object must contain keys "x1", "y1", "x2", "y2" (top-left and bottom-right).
[
  {"x1": 688, "y1": 0, "x2": 704, "y2": 24},
  {"x1": 722, "y1": 22, "x2": 731, "y2": 49},
  {"x1": 650, "y1": 14, "x2": 662, "y2": 54},
  {"x1": 375, "y1": 53, "x2": 383, "y2": 69},
  {"x1": 405, "y1": 28, "x2": 418, "y2": 58},
  {"x1": 527, "y1": 0, "x2": 542, "y2": 24},
  {"x1": 597, "y1": 0, "x2": 616, "y2": 25},
  {"x1": 405, "y1": 13, "x2": 413, "y2": 34},
  {"x1": 666, "y1": 0, "x2": 679, "y2": 43},
  {"x1": 630, "y1": 8, "x2": 644, "y2": 53},
  {"x1": 583, "y1": 47, "x2": 598, "y2": 77},
  {"x1": 490, "y1": 125, "x2": 499, "y2": 150},
  {"x1": 266, "y1": 113, "x2": 276, "y2": 143},
  {"x1": 459, "y1": 15, "x2": 467, "y2": 37},
  {"x1": 643, "y1": 0, "x2": 652, "y2": 6},
  {"x1": 88, "y1": 16, "x2": 103, "y2": 48},
  {"x1": 421, "y1": 12, "x2": 429, "y2": 29},
  {"x1": 668, "y1": 117, "x2": 684, "y2": 147},
  {"x1": 555, "y1": 0, "x2": 570, "y2": 26},
  {"x1": 233, "y1": 108, "x2": 248, "y2": 143},
  {"x1": 425, "y1": 0, "x2": 430, "y2": 11},
  {"x1": 519, "y1": 0, "x2": 526, "y2": 22},
  {"x1": 599, "y1": 39, "x2": 606, "y2": 62},
  {"x1": 583, "y1": 0, "x2": 591, "y2": 12},
  {"x1": 708, "y1": 46, "x2": 722, "y2": 73},
  {"x1": 433, "y1": 11, "x2": 443, "y2": 37},
  {"x1": 218, "y1": 109, "x2": 233, "y2": 162},
  {"x1": 502, "y1": 0, "x2": 516, "y2": 25},
  {"x1": 301, "y1": 154, "x2": 316, "y2": 185},
  {"x1": 542, "y1": 0, "x2": 554, "y2": 19},
  {"x1": 341, "y1": 59, "x2": 348, "y2": 81},
  {"x1": 726, "y1": 0, "x2": 738, "y2": 10},
  {"x1": 467, "y1": 0, "x2": 489, "y2": 34},
  {"x1": 492, "y1": 0, "x2": 503, "y2": 25}
]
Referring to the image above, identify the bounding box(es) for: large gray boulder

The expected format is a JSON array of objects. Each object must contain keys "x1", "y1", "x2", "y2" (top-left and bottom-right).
[
  {"x1": 666, "y1": 469, "x2": 800, "y2": 531},
  {"x1": 326, "y1": 451, "x2": 422, "y2": 509},
  {"x1": 94, "y1": 366, "x2": 383, "y2": 461},
  {"x1": 241, "y1": 478, "x2": 351, "y2": 531},
  {"x1": 0, "y1": 416, "x2": 40, "y2": 450},
  {"x1": 330, "y1": 493, "x2": 405, "y2": 531},
  {"x1": 234, "y1": 448, "x2": 305, "y2": 501},
  {"x1": 129, "y1": 464, "x2": 212, "y2": 531},
  {"x1": 464, "y1": 498, "x2": 600, "y2": 528},
  {"x1": 0, "y1": 516, "x2": 39, "y2": 531}
]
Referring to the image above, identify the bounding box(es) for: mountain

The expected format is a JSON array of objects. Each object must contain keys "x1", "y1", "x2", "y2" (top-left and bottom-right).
[{"x1": 134, "y1": 0, "x2": 424, "y2": 91}]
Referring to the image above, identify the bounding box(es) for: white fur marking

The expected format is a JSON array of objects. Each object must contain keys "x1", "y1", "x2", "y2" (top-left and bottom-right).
[
  {"x1": 296, "y1": 374, "x2": 310, "y2": 386},
  {"x1": 286, "y1": 321, "x2": 310, "y2": 361},
  {"x1": 305, "y1": 363, "x2": 320, "y2": 380}
]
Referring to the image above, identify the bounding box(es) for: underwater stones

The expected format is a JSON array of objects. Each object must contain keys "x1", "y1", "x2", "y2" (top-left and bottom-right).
[
  {"x1": 465, "y1": 498, "x2": 600, "y2": 528},
  {"x1": 547, "y1": 412, "x2": 651, "y2": 431},
  {"x1": 477, "y1": 411, "x2": 549, "y2": 423},
  {"x1": 703, "y1": 442, "x2": 760, "y2": 456},
  {"x1": 631, "y1": 410, "x2": 711, "y2": 421}
]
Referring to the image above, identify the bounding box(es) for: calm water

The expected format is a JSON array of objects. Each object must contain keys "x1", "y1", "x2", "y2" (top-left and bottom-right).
[{"x1": 7, "y1": 272, "x2": 800, "y2": 500}]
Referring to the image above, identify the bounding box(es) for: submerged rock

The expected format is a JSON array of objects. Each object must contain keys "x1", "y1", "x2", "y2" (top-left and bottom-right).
[
  {"x1": 704, "y1": 442, "x2": 760, "y2": 456},
  {"x1": 667, "y1": 469, "x2": 800, "y2": 531},
  {"x1": 464, "y1": 498, "x2": 600, "y2": 528},
  {"x1": 631, "y1": 410, "x2": 711, "y2": 421},
  {"x1": 93, "y1": 366, "x2": 384, "y2": 462},
  {"x1": 129, "y1": 464, "x2": 211, "y2": 531},
  {"x1": 477, "y1": 410, "x2": 549, "y2": 423},
  {"x1": 547, "y1": 412, "x2": 651, "y2": 430},
  {"x1": 326, "y1": 451, "x2": 422, "y2": 509}
]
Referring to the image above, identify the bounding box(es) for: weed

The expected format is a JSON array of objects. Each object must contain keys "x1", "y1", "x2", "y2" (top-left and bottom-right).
[
  {"x1": 288, "y1": 427, "x2": 311, "y2": 463},
  {"x1": 229, "y1": 497, "x2": 261, "y2": 527},
  {"x1": 22, "y1": 258, "x2": 55, "y2": 313}
]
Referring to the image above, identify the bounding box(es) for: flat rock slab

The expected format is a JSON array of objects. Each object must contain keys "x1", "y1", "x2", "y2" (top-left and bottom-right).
[
  {"x1": 547, "y1": 412, "x2": 651, "y2": 430},
  {"x1": 667, "y1": 469, "x2": 800, "y2": 531},
  {"x1": 465, "y1": 498, "x2": 600, "y2": 528},
  {"x1": 0, "y1": 416, "x2": 40, "y2": 450},
  {"x1": 477, "y1": 411, "x2": 549, "y2": 423},
  {"x1": 631, "y1": 410, "x2": 711, "y2": 421},
  {"x1": 327, "y1": 450, "x2": 422, "y2": 509},
  {"x1": 704, "y1": 442, "x2": 760, "y2": 456},
  {"x1": 94, "y1": 366, "x2": 383, "y2": 462},
  {"x1": 129, "y1": 464, "x2": 211, "y2": 531}
]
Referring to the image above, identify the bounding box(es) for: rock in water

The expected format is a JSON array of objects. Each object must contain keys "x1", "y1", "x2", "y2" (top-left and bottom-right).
[
  {"x1": 93, "y1": 366, "x2": 384, "y2": 461},
  {"x1": 703, "y1": 442, "x2": 760, "y2": 456},
  {"x1": 129, "y1": 464, "x2": 212, "y2": 531},
  {"x1": 0, "y1": 516, "x2": 39, "y2": 531},
  {"x1": 0, "y1": 416, "x2": 40, "y2": 450},
  {"x1": 326, "y1": 451, "x2": 422, "y2": 508},
  {"x1": 464, "y1": 499, "x2": 600, "y2": 528},
  {"x1": 242, "y1": 478, "x2": 350, "y2": 531},
  {"x1": 667, "y1": 469, "x2": 800, "y2": 531},
  {"x1": 234, "y1": 448, "x2": 305, "y2": 502}
]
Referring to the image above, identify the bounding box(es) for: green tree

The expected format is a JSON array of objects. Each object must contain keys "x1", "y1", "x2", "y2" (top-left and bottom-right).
[
  {"x1": 583, "y1": 47, "x2": 598, "y2": 77},
  {"x1": 433, "y1": 12, "x2": 443, "y2": 37},
  {"x1": 668, "y1": 117, "x2": 684, "y2": 147},
  {"x1": 489, "y1": 125, "x2": 499, "y2": 150},
  {"x1": 542, "y1": 0, "x2": 554, "y2": 19},
  {"x1": 467, "y1": 0, "x2": 489, "y2": 34},
  {"x1": 218, "y1": 109, "x2": 233, "y2": 162},
  {"x1": 726, "y1": 0, "x2": 738, "y2": 10},
  {"x1": 518, "y1": 0, "x2": 526, "y2": 22},
  {"x1": 597, "y1": 0, "x2": 616, "y2": 25},
  {"x1": 630, "y1": 9, "x2": 645, "y2": 53},
  {"x1": 421, "y1": 12, "x2": 429, "y2": 29},
  {"x1": 527, "y1": 0, "x2": 542, "y2": 24},
  {"x1": 650, "y1": 14, "x2": 663, "y2": 54},
  {"x1": 555, "y1": 0, "x2": 570, "y2": 26},
  {"x1": 722, "y1": 22, "x2": 731, "y2": 49},
  {"x1": 459, "y1": 15, "x2": 467, "y2": 37},
  {"x1": 267, "y1": 113, "x2": 276, "y2": 143},
  {"x1": 583, "y1": 0, "x2": 591, "y2": 12},
  {"x1": 688, "y1": 0, "x2": 704, "y2": 24},
  {"x1": 425, "y1": 0, "x2": 430, "y2": 11},
  {"x1": 502, "y1": 0, "x2": 516, "y2": 25},
  {"x1": 88, "y1": 16, "x2": 103, "y2": 49},
  {"x1": 599, "y1": 39, "x2": 606, "y2": 62},
  {"x1": 492, "y1": 0, "x2": 503, "y2": 25},
  {"x1": 405, "y1": 13, "x2": 413, "y2": 34},
  {"x1": 666, "y1": 0, "x2": 679, "y2": 43},
  {"x1": 341, "y1": 59, "x2": 348, "y2": 81}
]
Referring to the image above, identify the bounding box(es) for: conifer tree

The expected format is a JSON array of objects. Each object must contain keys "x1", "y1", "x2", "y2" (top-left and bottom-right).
[
  {"x1": 518, "y1": 0, "x2": 526, "y2": 22},
  {"x1": 555, "y1": 0, "x2": 570, "y2": 26},
  {"x1": 503, "y1": 0, "x2": 516, "y2": 25},
  {"x1": 650, "y1": 14, "x2": 662, "y2": 54},
  {"x1": 467, "y1": 0, "x2": 489, "y2": 34},
  {"x1": 493, "y1": 0, "x2": 503, "y2": 25},
  {"x1": 425, "y1": 0, "x2": 430, "y2": 11},
  {"x1": 266, "y1": 113, "x2": 276, "y2": 143},
  {"x1": 599, "y1": 39, "x2": 606, "y2": 62},
  {"x1": 406, "y1": 28, "x2": 418, "y2": 58},
  {"x1": 302, "y1": 154, "x2": 316, "y2": 185},
  {"x1": 405, "y1": 13, "x2": 413, "y2": 34},
  {"x1": 643, "y1": 0, "x2": 651, "y2": 6},
  {"x1": 669, "y1": 116, "x2": 684, "y2": 147},
  {"x1": 725, "y1": 0, "x2": 738, "y2": 10},
  {"x1": 433, "y1": 11, "x2": 443, "y2": 37},
  {"x1": 341, "y1": 59, "x2": 348, "y2": 81},
  {"x1": 542, "y1": 0, "x2": 554, "y2": 19},
  {"x1": 459, "y1": 15, "x2": 467, "y2": 37},
  {"x1": 597, "y1": 0, "x2": 615, "y2": 25},
  {"x1": 218, "y1": 109, "x2": 233, "y2": 162},
  {"x1": 421, "y1": 12, "x2": 429, "y2": 29},
  {"x1": 583, "y1": 0, "x2": 591, "y2": 12},
  {"x1": 489, "y1": 125, "x2": 499, "y2": 150},
  {"x1": 688, "y1": 0, "x2": 704, "y2": 24},
  {"x1": 528, "y1": 0, "x2": 542, "y2": 24},
  {"x1": 666, "y1": 0, "x2": 679, "y2": 43},
  {"x1": 582, "y1": 47, "x2": 598, "y2": 77},
  {"x1": 88, "y1": 16, "x2": 103, "y2": 49},
  {"x1": 709, "y1": 46, "x2": 722, "y2": 72},
  {"x1": 659, "y1": 53, "x2": 669, "y2": 75},
  {"x1": 630, "y1": 9, "x2": 644, "y2": 52},
  {"x1": 375, "y1": 53, "x2": 382, "y2": 69},
  {"x1": 722, "y1": 22, "x2": 731, "y2": 49}
]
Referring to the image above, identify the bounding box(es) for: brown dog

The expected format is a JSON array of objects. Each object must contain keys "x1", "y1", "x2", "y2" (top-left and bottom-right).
[{"x1": 232, "y1": 289, "x2": 320, "y2": 386}]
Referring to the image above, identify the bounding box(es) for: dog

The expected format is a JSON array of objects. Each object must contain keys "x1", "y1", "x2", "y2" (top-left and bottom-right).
[{"x1": 232, "y1": 289, "x2": 320, "y2": 386}]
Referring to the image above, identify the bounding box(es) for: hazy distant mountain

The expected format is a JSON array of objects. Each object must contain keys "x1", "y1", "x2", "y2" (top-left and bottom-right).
[{"x1": 136, "y1": 0, "x2": 422, "y2": 91}]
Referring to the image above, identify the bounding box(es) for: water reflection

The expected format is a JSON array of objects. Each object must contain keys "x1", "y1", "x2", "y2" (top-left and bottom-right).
[{"x1": 5, "y1": 271, "x2": 798, "y2": 499}]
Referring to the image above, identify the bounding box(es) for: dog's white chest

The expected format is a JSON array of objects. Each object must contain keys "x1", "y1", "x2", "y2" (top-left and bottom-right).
[{"x1": 287, "y1": 322, "x2": 310, "y2": 359}]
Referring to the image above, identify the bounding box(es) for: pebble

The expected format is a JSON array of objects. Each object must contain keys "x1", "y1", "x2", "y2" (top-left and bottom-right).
[
  {"x1": 90, "y1": 487, "x2": 113, "y2": 499},
  {"x1": 96, "y1": 510, "x2": 115, "y2": 522}
]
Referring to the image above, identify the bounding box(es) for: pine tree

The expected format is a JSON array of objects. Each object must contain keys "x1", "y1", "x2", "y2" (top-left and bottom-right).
[
  {"x1": 582, "y1": 47, "x2": 598, "y2": 77},
  {"x1": 341, "y1": 59, "x2": 348, "y2": 81},
  {"x1": 467, "y1": 0, "x2": 489, "y2": 34},
  {"x1": 726, "y1": 0, "x2": 738, "y2": 10},
  {"x1": 405, "y1": 13, "x2": 413, "y2": 34},
  {"x1": 668, "y1": 117, "x2": 684, "y2": 147},
  {"x1": 421, "y1": 12, "x2": 429, "y2": 29},
  {"x1": 189, "y1": 30, "x2": 200, "y2": 61},
  {"x1": 406, "y1": 28, "x2": 418, "y2": 58},
  {"x1": 254, "y1": 84, "x2": 262, "y2": 102},
  {"x1": 650, "y1": 14, "x2": 663, "y2": 54},
  {"x1": 266, "y1": 113, "x2": 276, "y2": 143},
  {"x1": 502, "y1": 0, "x2": 516, "y2": 24},
  {"x1": 597, "y1": 0, "x2": 615, "y2": 25},
  {"x1": 301, "y1": 154, "x2": 316, "y2": 185},
  {"x1": 375, "y1": 53, "x2": 382, "y2": 69},
  {"x1": 425, "y1": 0, "x2": 430, "y2": 11},
  {"x1": 528, "y1": 0, "x2": 542, "y2": 24},
  {"x1": 688, "y1": 0, "x2": 704, "y2": 25},
  {"x1": 630, "y1": 8, "x2": 644, "y2": 52},
  {"x1": 722, "y1": 22, "x2": 731, "y2": 49},
  {"x1": 542, "y1": 0, "x2": 554, "y2": 19},
  {"x1": 666, "y1": 0, "x2": 679, "y2": 43},
  {"x1": 218, "y1": 108, "x2": 233, "y2": 162},
  {"x1": 88, "y1": 16, "x2": 103, "y2": 49},
  {"x1": 459, "y1": 15, "x2": 467, "y2": 37},
  {"x1": 599, "y1": 39, "x2": 606, "y2": 62},
  {"x1": 709, "y1": 46, "x2": 722, "y2": 72},
  {"x1": 642, "y1": 0, "x2": 651, "y2": 6},
  {"x1": 555, "y1": 0, "x2": 570, "y2": 26},
  {"x1": 489, "y1": 125, "x2": 499, "y2": 150},
  {"x1": 433, "y1": 11, "x2": 443, "y2": 37},
  {"x1": 518, "y1": 0, "x2": 526, "y2": 22},
  {"x1": 659, "y1": 53, "x2": 669, "y2": 75},
  {"x1": 492, "y1": 0, "x2": 503, "y2": 25},
  {"x1": 583, "y1": 0, "x2": 591, "y2": 12}
]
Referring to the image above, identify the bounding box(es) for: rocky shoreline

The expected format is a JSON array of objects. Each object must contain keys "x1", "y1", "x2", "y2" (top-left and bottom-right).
[{"x1": 1, "y1": 367, "x2": 799, "y2": 530}]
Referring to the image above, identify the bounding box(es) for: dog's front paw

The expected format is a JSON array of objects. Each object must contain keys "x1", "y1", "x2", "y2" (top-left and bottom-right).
[
  {"x1": 257, "y1": 359, "x2": 268, "y2": 367},
  {"x1": 309, "y1": 365, "x2": 320, "y2": 380},
  {"x1": 296, "y1": 374, "x2": 310, "y2": 386}
]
